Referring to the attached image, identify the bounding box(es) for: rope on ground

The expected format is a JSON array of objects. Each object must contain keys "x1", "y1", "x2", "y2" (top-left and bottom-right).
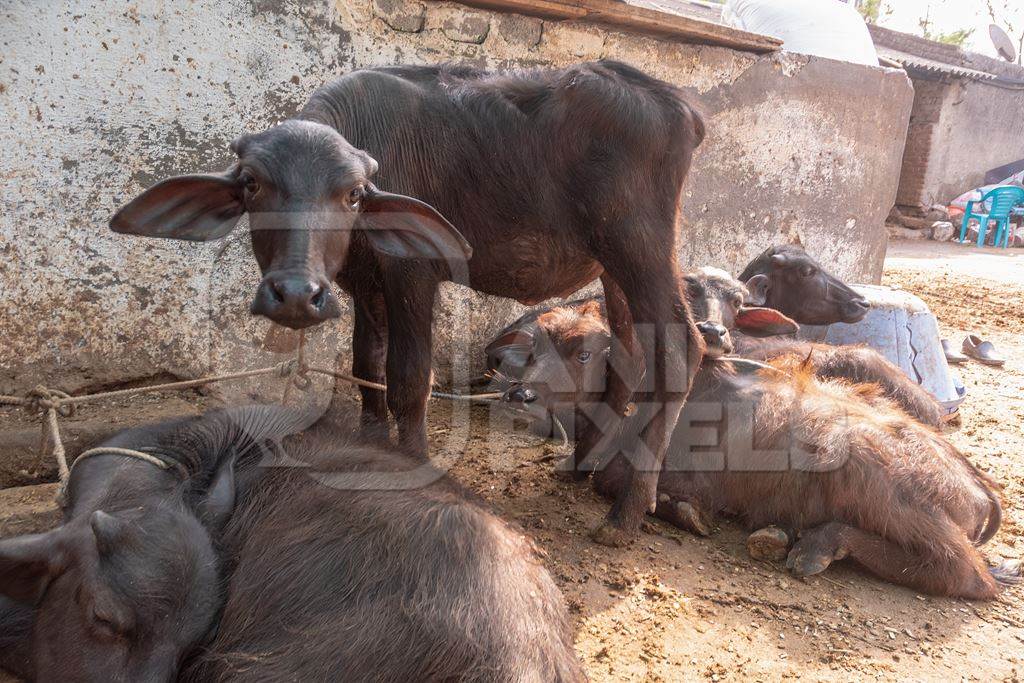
[{"x1": 1, "y1": 335, "x2": 508, "y2": 502}]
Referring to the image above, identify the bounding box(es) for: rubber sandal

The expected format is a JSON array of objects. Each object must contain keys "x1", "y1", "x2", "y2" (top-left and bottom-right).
[
  {"x1": 942, "y1": 339, "x2": 968, "y2": 364},
  {"x1": 962, "y1": 334, "x2": 1005, "y2": 367}
]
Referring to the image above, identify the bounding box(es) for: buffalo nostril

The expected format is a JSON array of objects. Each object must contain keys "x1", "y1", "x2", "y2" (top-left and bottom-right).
[
  {"x1": 504, "y1": 386, "x2": 537, "y2": 404},
  {"x1": 268, "y1": 281, "x2": 285, "y2": 304},
  {"x1": 310, "y1": 285, "x2": 326, "y2": 310},
  {"x1": 844, "y1": 298, "x2": 870, "y2": 322},
  {"x1": 696, "y1": 321, "x2": 723, "y2": 340}
]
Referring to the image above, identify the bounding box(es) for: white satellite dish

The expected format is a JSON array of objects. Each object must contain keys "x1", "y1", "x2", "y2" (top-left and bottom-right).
[{"x1": 989, "y1": 23, "x2": 1016, "y2": 62}]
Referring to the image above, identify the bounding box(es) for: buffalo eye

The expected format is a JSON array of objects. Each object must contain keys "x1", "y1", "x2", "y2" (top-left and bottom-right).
[
  {"x1": 799, "y1": 265, "x2": 817, "y2": 278},
  {"x1": 240, "y1": 172, "x2": 260, "y2": 196},
  {"x1": 89, "y1": 608, "x2": 127, "y2": 640},
  {"x1": 576, "y1": 350, "x2": 592, "y2": 364},
  {"x1": 347, "y1": 186, "x2": 363, "y2": 209}
]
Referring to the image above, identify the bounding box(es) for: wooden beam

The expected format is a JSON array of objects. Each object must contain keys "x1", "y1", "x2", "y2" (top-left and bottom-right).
[
  {"x1": 449, "y1": 0, "x2": 782, "y2": 53},
  {"x1": 456, "y1": 0, "x2": 587, "y2": 21}
]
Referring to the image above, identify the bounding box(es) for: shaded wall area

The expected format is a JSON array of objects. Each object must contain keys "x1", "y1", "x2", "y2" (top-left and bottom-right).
[
  {"x1": 923, "y1": 76, "x2": 1024, "y2": 206},
  {"x1": 896, "y1": 73, "x2": 1024, "y2": 209},
  {"x1": 871, "y1": 24, "x2": 1024, "y2": 211},
  {"x1": 0, "y1": 0, "x2": 912, "y2": 394}
]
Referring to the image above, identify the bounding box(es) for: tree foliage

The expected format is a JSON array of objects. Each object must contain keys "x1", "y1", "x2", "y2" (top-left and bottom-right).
[
  {"x1": 857, "y1": 0, "x2": 890, "y2": 25},
  {"x1": 925, "y1": 27, "x2": 975, "y2": 47}
]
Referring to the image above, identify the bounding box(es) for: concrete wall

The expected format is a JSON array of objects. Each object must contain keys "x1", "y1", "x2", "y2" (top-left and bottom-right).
[
  {"x1": 870, "y1": 24, "x2": 1024, "y2": 211},
  {"x1": 917, "y1": 76, "x2": 1024, "y2": 208},
  {"x1": 0, "y1": 0, "x2": 912, "y2": 396}
]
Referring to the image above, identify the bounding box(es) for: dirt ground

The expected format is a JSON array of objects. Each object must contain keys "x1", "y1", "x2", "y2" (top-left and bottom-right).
[
  {"x1": 2, "y1": 240, "x2": 1023, "y2": 681},
  {"x1": 436, "y1": 242, "x2": 1024, "y2": 682}
]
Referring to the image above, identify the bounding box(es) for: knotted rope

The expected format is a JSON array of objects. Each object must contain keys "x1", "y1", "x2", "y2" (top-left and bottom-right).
[
  {"x1": 1, "y1": 332, "x2": 505, "y2": 503},
  {"x1": 5, "y1": 338, "x2": 775, "y2": 500}
]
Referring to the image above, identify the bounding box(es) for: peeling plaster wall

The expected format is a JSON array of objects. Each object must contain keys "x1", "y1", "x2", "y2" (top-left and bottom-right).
[{"x1": 0, "y1": 0, "x2": 912, "y2": 394}]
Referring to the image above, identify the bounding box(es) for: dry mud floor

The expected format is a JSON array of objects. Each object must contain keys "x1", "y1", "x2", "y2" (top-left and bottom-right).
[{"x1": 2, "y1": 240, "x2": 1023, "y2": 681}]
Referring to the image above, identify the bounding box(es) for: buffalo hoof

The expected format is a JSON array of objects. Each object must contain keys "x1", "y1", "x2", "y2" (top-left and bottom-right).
[
  {"x1": 656, "y1": 494, "x2": 712, "y2": 537},
  {"x1": 747, "y1": 526, "x2": 790, "y2": 562},
  {"x1": 992, "y1": 560, "x2": 1023, "y2": 586},
  {"x1": 786, "y1": 525, "x2": 846, "y2": 577},
  {"x1": 591, "y1": 521, "x2": 635, "y2": 547}
]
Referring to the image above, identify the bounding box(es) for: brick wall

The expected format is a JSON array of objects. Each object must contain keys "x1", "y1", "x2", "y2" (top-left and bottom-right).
[
  {"x1": 895, "y1": 76, "x2": 950, "y2": 209},
  {"x1": 872, "y1": 24, "x2": 1024, "y2": 210}
]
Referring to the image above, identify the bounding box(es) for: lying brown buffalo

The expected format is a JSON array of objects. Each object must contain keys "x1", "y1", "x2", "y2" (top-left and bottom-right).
[
  {"x1": 493, "y1": 269, "x2": 1018, "y2": 599},
  {"x1": 0, "y1": 407, "x2": 584, "y2": 681}
]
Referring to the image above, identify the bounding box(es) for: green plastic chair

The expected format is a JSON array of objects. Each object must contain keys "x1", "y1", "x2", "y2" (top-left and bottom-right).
[{"x1": 959, "y1": 185, "x2": 1024, "y2": 248}]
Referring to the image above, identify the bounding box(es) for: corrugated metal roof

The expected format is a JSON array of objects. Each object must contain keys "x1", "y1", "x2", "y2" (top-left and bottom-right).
[{"x1": 877, "y1": 47, "x2": 997, "y2": 81}]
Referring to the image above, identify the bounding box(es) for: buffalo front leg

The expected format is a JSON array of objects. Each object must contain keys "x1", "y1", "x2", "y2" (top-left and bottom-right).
[
  {"x1": 788, "y1": 520, "x2": 1005, "y2": 599},
  {"x1": 383, "y1": 278, "x2": 437, "y2": 459},
  {"x1": 573, "y1": 273, "x2": 643, "y2": 477},
  {"x1": 353, "y1": 291, "x2": 389, "y2": 437},
  {"x1": 322, "y1": 290, "x2": 388, "y2": 442},
  {"x1": 591, "y1": 256, "x2": 704, "y2": 547}
]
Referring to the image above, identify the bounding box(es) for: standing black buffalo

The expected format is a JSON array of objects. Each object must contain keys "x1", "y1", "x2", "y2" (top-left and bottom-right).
[
  {"x1": 109, "y1": 61, "x2": 706, "y2": 545},
  {"x1": 0, "y1": 407, "x2": 584, "y2": 681}
]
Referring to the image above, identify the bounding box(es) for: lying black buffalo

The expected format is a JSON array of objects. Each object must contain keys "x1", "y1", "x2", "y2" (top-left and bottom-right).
[
  {"x1": 737, "y1": 243, "x2": 869, "y2": 326},
  {"x1": 486, "y1": 243, "x2": 869, "y2": 377},
  {"x1": 488, "y1": 244, "x2": 940, "y2": 432},
  {"x1": 0, "y1": 407, "x2": 584, "y2": 682},
  {"x1": 110, "y1": 61, "x2": 707, "y2": 545},
  {"x1": 732, "y1": 244, "x2": 942, "y2": 427}
]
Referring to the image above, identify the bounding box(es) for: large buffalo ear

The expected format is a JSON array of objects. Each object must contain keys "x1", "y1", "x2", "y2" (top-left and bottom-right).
[
  {"x1": 0, "y1": 531, "x2": 67, "y2": 604},
  {"x1": 743, "y1": 274, "x2": 770, "y2": 306},
  {"x1": 199, "y1": 452, "x2": 237, "y2": 532},
  {"x1": 485, "y1": 328, "x2": 534, "y2": 374},
  {"x1": 358, "y1": 187, "x2": 473, "y2": 262},
  {"x1": 110, "y1": 172, "x2": 244, "y2": 242},
  {"x1": 735, "y1": 306, "x2": 799, "y2": 337},
  {"x1": 485, "y1": 328, "x2": 534, "y2": 356}
]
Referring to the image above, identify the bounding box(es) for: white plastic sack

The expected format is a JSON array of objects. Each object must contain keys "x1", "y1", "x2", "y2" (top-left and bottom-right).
[
  {"x1": 949, "y1": 171, "x2": 1024, "y2": 209},
  {"x1": 722, "y1": 0, "x2": 879, "y2": 66}
]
